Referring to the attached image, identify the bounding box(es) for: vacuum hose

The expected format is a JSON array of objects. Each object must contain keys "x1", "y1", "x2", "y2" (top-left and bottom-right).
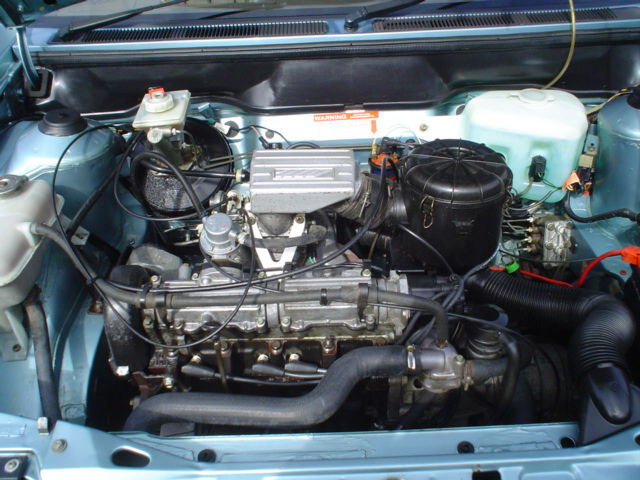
[
  {"x1": 125, "y1": 345, "x2": 444, "y2": 433},
  {"x1": 24, "y1": 300, "x2": 61, "y2": 426},
  {"x1": 564, "y1": 192, "x2": 640, "y2": 224},
  {"x1": 467, "y1": 270, "x2": 636, "y2": 424}
]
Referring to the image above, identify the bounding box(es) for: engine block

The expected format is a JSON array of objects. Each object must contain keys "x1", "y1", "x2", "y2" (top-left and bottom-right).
[{"x1": 148, "y1": 266, "x2": 410, "y2": 348}]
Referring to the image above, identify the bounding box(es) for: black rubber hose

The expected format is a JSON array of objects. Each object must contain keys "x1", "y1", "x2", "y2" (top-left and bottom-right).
[
  {"x1": 138, "y1": 158, "x2": 237, "y2": 179},
  {"x1": 24, "y1": 301, "x2": 61, "y2": 426},
  {"x1": 471, "y1": 358, "x2": 509, "y2": 382},
  {"x1": 467, "y1": 269, "x2": 636, "y2": 423},
  {"x1": 30, "y1": 223, "x2": 140, "y2": 306},
  {"x1": 239, "y1": 225, "x2": 328, "y2": 249},
  {"x1": 372, "y1": 290, "x2": 449, "y2": 343},
  {"x1": 494, "y1": 334, "x2": 520, "y2": 422},
  {"x1": 130, "y1": 151, "x2": 205, "y2": 217},
  {"x1": 125, "y1": 345, "x2": 411, "y2": 432},
  {"x1": 564, "y1": 191, "x2": 640, "y2": 224}
]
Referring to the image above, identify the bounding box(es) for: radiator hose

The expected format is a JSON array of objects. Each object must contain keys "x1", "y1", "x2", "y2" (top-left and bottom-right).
[
  {"x1": 467, "y1": 270, "x2": 636, "y2": 426},
  {"x1": 124, "y1": 345, "x2": 444, "y2": 433}
]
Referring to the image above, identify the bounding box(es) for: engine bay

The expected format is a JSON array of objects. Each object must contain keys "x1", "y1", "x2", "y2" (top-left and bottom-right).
[{"x1": 1, "y1": 85, "x2": 640, "y2": 445}]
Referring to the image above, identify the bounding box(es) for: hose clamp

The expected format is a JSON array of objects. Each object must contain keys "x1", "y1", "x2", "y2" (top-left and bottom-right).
[
  {"x1": 138, "y1": 284, "x2": 152, "y2": 309},
  {"x1": 406, "y1": 347, "x2": 417, "y2": 372},
  {"x1": 319, "y1": 288, "x2": 329, "y2": 306}
]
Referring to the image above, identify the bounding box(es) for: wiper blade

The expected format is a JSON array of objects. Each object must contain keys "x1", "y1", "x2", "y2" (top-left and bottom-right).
[
  {"x1": 59, "y1": 0, "x2": 188, "y2": 40},
  {"x1": 344, "y1": 0, "x2": 425, "y2": 32}
]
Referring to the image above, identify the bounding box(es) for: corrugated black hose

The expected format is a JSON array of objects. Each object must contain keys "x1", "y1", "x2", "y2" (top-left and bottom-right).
[{"x1": 467, "y1": 270, "x2": 637, "y2": 428}]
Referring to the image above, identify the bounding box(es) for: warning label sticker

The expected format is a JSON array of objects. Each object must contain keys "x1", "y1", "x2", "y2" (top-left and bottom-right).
[
  {"x1": 313, "y1": 112, "x2": 379, "y2": 122},
  {"x1": 311, "y1": 111, "x2": 380, "y2": 136}
]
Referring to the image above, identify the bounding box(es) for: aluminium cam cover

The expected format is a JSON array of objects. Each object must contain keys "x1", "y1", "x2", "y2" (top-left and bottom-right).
[{"x1": 249, "y1": 149, "x2": 359, "y2": 213}]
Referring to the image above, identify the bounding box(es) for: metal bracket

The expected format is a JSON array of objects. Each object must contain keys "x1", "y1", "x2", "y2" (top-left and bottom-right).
[{"x1": 252, "y1": 215, "x2": 306, "y2": 276}]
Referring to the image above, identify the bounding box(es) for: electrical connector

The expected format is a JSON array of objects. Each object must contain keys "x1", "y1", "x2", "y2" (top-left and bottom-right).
[
  {"x1": 504, "y1": 261, "x2": 520, "y2": 274},
  {"x1": 621, "y1": 246, "x2": 640, "y2": 268},
  {"x1": 529, "y1": 156, "x2": 547, "y2": 182}
]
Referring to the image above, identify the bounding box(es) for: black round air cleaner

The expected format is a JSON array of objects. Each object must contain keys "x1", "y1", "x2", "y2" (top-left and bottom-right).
[{"x1": 398, "y1": 139, "x2": 512, "y2": 273}]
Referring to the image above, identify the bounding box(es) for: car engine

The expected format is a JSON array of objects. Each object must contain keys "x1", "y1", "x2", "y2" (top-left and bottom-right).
[{"x1": 2, "y1": 85, "x2": 639, "y2": 444}]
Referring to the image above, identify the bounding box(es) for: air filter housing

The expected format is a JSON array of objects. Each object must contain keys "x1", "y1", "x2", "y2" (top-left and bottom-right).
[{"x1": 398, "y1": 139, "x2": 512, "y2": 273}]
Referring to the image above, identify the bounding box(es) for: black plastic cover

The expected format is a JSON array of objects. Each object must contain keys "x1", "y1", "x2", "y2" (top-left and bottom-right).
[
  {"x1": 397, "y1": 139, "x2": 512, "y2": 273},
  {"x1": 402, "y1": 139, "x2": 510, "y2": 204},
  {"x1": 37, "y1": 108, "x2": 87, "y2": 136}
]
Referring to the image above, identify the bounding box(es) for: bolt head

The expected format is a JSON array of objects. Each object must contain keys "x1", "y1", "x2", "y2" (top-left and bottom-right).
[
  {"x1": 256, "y1": 353, "x2": 269, "y2": 363},
  {"x1": 361, "y1": 268, "x2": 371, "y2": 277},
  {"x1": 4, "y1": 459, "x2": 20, "y2": 473},
  {"x1": 163, "y1": 377, "x2": 175, "y2": 389},
  {"x1": 51, "y1": 439, "x2": 68, "y2": 453},
  {"x1": 287, "y1": 353, "x2": 301, "y2": 362},
  {"x1": 419, "y1": 123, "x2": 428, "y2": 132}
]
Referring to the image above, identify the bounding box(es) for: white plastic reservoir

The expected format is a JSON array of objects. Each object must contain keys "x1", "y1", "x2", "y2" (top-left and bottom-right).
[{"x1": 461, "y1": 89, "x2": 588, "y2": 202}]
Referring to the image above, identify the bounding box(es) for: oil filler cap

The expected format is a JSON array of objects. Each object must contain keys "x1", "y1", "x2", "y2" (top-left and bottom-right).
[{"x1": 38, "y1": 108, "x2": 87, "y2": 136}]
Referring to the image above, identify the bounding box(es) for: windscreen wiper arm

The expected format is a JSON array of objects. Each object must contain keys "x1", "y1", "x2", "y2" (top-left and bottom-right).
[
  {"x1": 344, "y1": 0, "x2": 425, "y2": 31},
  {"x1": 59, "y1": 0, "x2": 188, "y2": 39}
]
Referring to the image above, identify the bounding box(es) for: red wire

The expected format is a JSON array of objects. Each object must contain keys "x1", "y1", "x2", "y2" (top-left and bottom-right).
[
  {"x1": 492, "y1": 247, "x2": 633, "y2": 288},
  {"x1": 519, "y1": 269, "x2": 574, "y2": 287},
  {"x1": 573, "y1": 250, "x2": 623, "y2": 288},
  {"x1": 489, "y1": 266, "x2": 574, "y2": 287}
]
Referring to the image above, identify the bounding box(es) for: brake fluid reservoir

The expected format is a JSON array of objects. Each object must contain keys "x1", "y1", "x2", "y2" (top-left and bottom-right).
[
  {"x1": 132, "y1": 87, "x2": 191, "y2": 143},
  {"x1": 461, "y1": 89, "x2": 588, "y2": 202}
]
